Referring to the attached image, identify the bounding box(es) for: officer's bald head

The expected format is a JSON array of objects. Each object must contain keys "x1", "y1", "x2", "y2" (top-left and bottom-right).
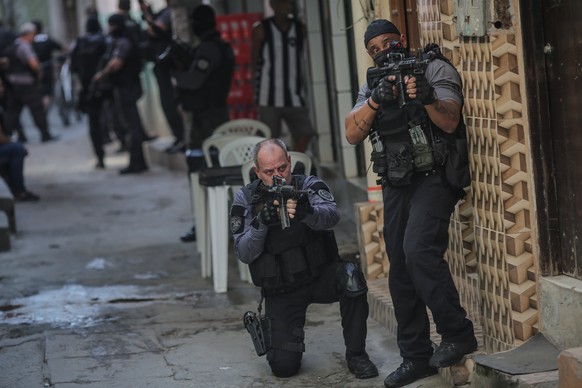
[
  {"x1": 253, "y1": 138, "x2": 288, "y2": 168},
  {"x1": 252, "y1": 139, "x2": 292, "y2": 185}
]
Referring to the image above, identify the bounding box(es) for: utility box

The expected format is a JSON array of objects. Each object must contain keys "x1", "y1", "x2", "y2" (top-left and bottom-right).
[{"x1": 454, "y1": 0, "x2": 489, "y2": 37}]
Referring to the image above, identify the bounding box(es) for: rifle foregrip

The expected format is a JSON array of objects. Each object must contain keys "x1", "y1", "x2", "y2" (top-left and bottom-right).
[{"x1": 279, "y1": 199, "x2": 290, "y2": 229}]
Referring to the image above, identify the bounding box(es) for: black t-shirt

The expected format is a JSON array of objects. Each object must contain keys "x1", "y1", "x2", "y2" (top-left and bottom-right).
[{"x1": 33, "y1": 33, "x2": 63, "y2": 82}]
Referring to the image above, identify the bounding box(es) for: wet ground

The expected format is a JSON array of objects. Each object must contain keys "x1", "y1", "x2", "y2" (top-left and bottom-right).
[{"x1": 0, "y1": 108, "x2": 450, "y2": 387}]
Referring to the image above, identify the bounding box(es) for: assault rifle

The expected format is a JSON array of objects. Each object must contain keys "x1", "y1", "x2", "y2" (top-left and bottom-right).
[
  {"x1": 366, "y1": 52, "x2": 434, "y2": 109},
  {"x1": 138, "y1": 0, "x2": 171, "y2": 40},
  {"x1": 157, "y1": 39, "x2": 193, "y2": 71},
  {"x1": 259, "y1": 175, "x2": 313, "y2": 229},
  {"x1": 137, "y1": 0, "x2": 192, "y2": 70}
]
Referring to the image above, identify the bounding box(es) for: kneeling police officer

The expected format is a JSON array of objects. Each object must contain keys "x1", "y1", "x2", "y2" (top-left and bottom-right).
[{"x1": 230, "y1": 138, "x2": 378, "y2": 379}]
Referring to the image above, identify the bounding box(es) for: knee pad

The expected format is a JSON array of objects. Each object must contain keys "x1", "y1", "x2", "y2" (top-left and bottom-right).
[
  {"x1": 268, "y1": 349, "x2": 302, "y2": 377},
  {"x1": 338, "y1": 261, "x2": 368, "y2": 297}
]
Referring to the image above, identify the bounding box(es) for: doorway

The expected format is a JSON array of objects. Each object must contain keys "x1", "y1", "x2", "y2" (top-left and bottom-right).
[{"x1": 522, "y1": 0, "x2": 582, "y2": 279}]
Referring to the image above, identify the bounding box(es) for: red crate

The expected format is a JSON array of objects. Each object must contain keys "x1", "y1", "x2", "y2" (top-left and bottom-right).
[{"x1": 217, "y1": 13, "x2": 262, "y2": 119}]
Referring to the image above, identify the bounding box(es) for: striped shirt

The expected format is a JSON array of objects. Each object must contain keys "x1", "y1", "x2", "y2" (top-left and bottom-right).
[{"x1": 256, "y1": 17, "x2": 305, "y2": 108}]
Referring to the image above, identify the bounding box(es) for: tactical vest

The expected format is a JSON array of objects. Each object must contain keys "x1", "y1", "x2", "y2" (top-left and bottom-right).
[
  {"x1": 109, "y1": 36, "x2": 142, "y2": 87},
  {"x1": 178, "y1": 31, "x2": 235, "y2": 110},
  {"x1": 3, "y1": 41, "x2": 36, "y2": 83},
  {"x1": 242, "y1": 177, "x2": 338, "y2": 290},
  {"x1": 370, "y1": 49, "x2": 468, "y2": 187},
  {"x1": 72, "y1": 34, "x2": 107, "y2": 83}
]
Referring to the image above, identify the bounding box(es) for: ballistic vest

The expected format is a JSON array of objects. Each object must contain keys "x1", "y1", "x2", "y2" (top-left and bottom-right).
[
  {"x1": 177, "y1": 30, "x2": 234, "y2": 111},
  {"x1": 4, "y1": 40, "x2": 37, "y2": 85},
  {"x1": 242, "y1": 177, "x2": 337, "y2": 290},
  {"x1": 71, "y1": 33, "x2": 107, "y2": 83},
  {"x1": 371, "y1": 52, "x2": 468, "y2": 177},
  {"x1": 108, "y1": 36, "x2": 142, "y2": 87}
]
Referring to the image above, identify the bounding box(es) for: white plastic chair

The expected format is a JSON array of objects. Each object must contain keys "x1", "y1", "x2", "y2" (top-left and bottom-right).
[
  {"x1": 288, "y1": 151, "x2": 313, "y2": 176},
  {"x1": 195, "y1": 134, "x2": 267, "y2": 288},
  {"x1": 218, "y1": 136, "x2": 266, "y2": 167},
  {"x1": 206, "y1": 135, "x2": 266, "y2": 291},
  {"x1": 213, "y1": 119, "x2": 272, "y2": 138},
  {"x1": 202, "y1": 133, "x2": 249, "y2": 167}
]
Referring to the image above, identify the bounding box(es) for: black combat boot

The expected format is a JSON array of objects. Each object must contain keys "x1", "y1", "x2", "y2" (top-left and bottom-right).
[
  {"x1": 346, "y1": 351, "x2": 379, "y2": 379},
  {"x1": 429, "y1": 337, "x2": 478, "y2": 368},
  {"x1": 384, "y1": 360, "x2": 437, "y2": 388}
]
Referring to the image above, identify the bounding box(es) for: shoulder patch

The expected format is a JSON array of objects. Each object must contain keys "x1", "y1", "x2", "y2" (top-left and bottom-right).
[
  {"x1": 196, "y1": 58, "x2": 210, "y2": 71},
  {"x1": 230, "y1": 215, "x2": 243, "y2": 235},
  {"x1": 317, "y1": 189, "x2": 334, "y2": 202}
]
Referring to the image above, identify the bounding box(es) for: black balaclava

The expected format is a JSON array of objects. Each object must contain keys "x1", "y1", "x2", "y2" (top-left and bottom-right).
[
  {"x1": 373, "y1": 41, "x2": 409, "y2": 66},
  {"x1": 191, "y1": 5, "x2": 216, "y2": 37},
  {"x1": 86, "y1": 17, "x2": 102, "y2": 34},
  {"x1": 108, "y1": 14, "x2": 126, "y2": 38}
]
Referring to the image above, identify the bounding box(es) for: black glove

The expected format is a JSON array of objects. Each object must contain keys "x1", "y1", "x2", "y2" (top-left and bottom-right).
[
  {"x1": 258, "y1": 199, "x2": 279, "y2": 226},
  {"x1": 415, "y1": 74, "x2": 437, "y2": 105},
  {"x1": 293, "y1": 195, "x2": 312, "y2": 222},
  {"x1": 370, "y1": 77, "x2": 396, "y2": 106}
]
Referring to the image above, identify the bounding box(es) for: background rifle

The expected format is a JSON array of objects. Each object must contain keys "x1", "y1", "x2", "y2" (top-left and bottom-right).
[
  {"x1": 138, "y1": 0, "x2": 171, "y2": 41},
  {"x1": 137, "y1": 0, "x2": 191, "y2": 70}
]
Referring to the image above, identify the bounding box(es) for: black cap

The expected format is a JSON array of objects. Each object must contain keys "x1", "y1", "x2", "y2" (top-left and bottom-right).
[{"x1": 364, "y1": 19, "x2": 401, "y2": 48}]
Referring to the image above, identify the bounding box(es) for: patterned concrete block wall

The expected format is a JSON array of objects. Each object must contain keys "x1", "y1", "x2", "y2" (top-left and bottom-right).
[
  {"x1": 415, "y1": 0, "x2": 538, "y2": 352},
  {"x1": 416, "y1": 0, "x2": 485, "y2": 344},
  {"x1": 355, "y1": 203, "x2": 389, "y2": 280}
]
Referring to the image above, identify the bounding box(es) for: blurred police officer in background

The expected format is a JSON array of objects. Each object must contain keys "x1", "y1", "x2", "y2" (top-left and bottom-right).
[
  {"x1": 70, "y1": 17, "x2": 108, "y2": 169},
  {"x1": 94, "y1": 14, "x2": 148, "y2": 174},
  {"x1": 173, "y1": 4, "x2": 234, "y2": 150},
  {"x1": 31, "y1": 19, "x2": 67, "y2": 112},
  {"x1": 3, "y1": 22, "x2": 57, "y2": 143}
]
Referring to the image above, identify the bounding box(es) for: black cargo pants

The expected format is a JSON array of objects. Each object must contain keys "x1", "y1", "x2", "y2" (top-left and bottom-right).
[
  {"x1": 382, "y1": 172, "x2": 475, "y2": 362},
  {"x1": 263, "y1": 260, "x2": 369, "y2": 378}
]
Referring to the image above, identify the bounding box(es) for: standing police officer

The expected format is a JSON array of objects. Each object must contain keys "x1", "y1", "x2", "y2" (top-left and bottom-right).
[
  {"x1": 230, "y1": 138, "x2": 378, "y2": 380},
  {"x1": 173, "y1": 4, "x2": 234, "y2": 150},
  {"x1": 171, "y1": 4, "x2": 234, "y2": 243},
  {"x1": 140, "y1": 0, "x2": 186, "y2": 154},
  {"x1": 31, "y1": 19, "x2": 67, "y2": 112},
  {"x1": 345, "y1": 20, "x2": 477, "y2": 388},
  {"x1": 3, "y1": 22, "x2": 57, "y2": 143},
  {"x1": 70, "y1": 17, "x2": 107, "y2": 169},
  {"x1": 94, "y1": 14, "x2": 148, "y2": 175}
]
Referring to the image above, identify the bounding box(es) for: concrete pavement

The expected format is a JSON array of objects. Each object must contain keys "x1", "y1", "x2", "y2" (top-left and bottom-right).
[{"x1": 0, "y1": 109, "x2": 451, "y2": 387}]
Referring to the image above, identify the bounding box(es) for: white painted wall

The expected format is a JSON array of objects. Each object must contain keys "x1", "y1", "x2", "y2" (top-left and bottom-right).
[{"x1": 304, "y1": 1, "x2": 332, "y2": 163}]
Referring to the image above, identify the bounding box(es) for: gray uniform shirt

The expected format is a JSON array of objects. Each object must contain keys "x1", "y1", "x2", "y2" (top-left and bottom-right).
[
  {"x1": 354, "y1": 58, "x2": 463, "y2": 110},
  {"x1": 8, "y1": 38, "x2": 37, "y2": 85},
  {"x1": 231, "y1": 175, "x2": 340, "y2": 264}
]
